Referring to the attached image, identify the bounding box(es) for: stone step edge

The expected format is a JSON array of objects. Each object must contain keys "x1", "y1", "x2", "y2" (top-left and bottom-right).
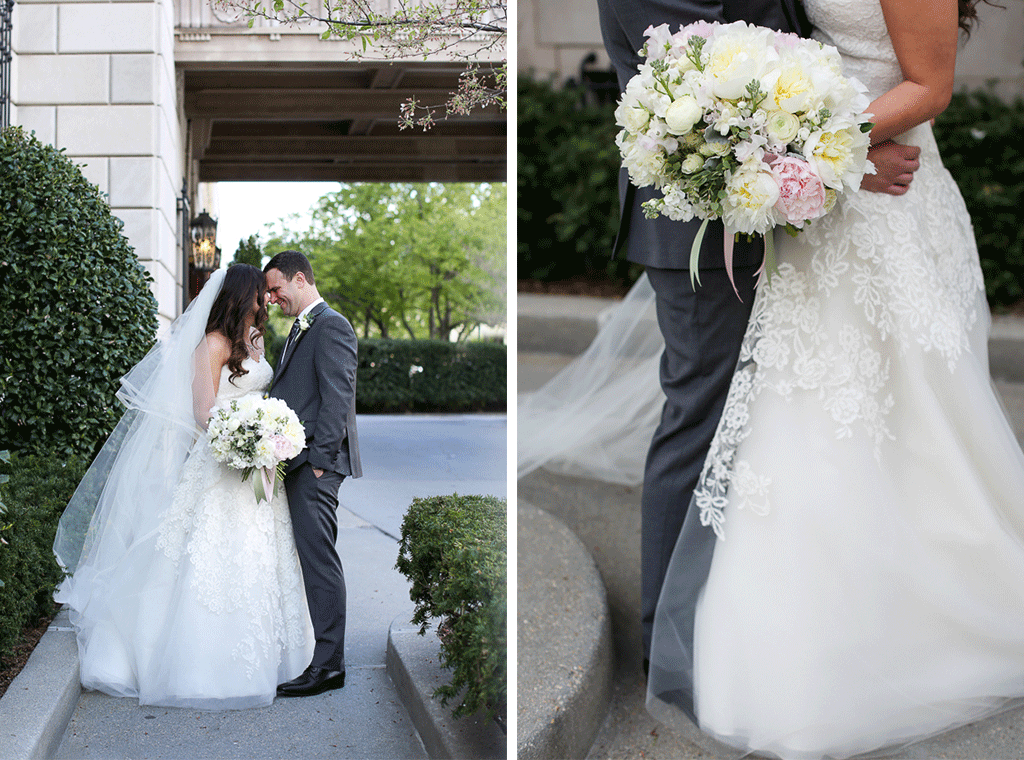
[
  {"x1": 386, "y1": 618, "x2": 505, "y2": 760},
  {"x1": 516, "y1": 501, "x2": 613, "y2": 760},
  {"x1": 0, "y1": 607, "x2": 80, "y2": 760}
]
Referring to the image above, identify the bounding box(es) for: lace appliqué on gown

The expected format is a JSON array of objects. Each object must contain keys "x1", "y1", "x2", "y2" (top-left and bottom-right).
[
  {"x1": 695, "y1": 120, "x2": 983, "y2": 541},
  {"x1": 156, "y1": 356, "x2": 309, "y2": 678}
]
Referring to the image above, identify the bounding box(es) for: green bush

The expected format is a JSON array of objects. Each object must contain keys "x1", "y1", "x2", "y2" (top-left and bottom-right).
[
  {"x1": 933, "y1": 90, "x2": 1024, "y2": 309},
  {"x1": 0, "y1": 126, "x2": 158, "y2": 459},
  {"x1": 395, "y1": 494, "x2": 506, "y2": 728},
  {"x1": 0, "y1": 452, "x2": 87, "y2": 666},
  {"x1": 358, "y1": 339, "x2": 505, "y2": 413},
  {"x1": 518, "y1": 76, "x2": 635, "y2": 285}
]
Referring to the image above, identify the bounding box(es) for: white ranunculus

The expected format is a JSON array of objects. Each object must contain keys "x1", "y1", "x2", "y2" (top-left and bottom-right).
[
  {"x1": 681, "y1": 153, "x2": 705, "y2": 173},
  {"x1": 665, "y1": 96, "x2": 703, "y2": 134},
  {"x1": 766, "y1": 110, "x2": 800, "y2": 143}
]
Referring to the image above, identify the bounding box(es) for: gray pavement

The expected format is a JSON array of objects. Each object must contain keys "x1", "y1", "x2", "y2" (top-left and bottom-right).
[
  {"x1": 518, "y1": 291, "x2": 1024, "y2": 760},
  {"x1": 0, "y1": 414, "x2": 506, "y2": 760}
]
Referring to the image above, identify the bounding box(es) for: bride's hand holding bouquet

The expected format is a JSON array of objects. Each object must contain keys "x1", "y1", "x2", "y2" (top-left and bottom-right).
[{"x1": 615, "y1": 20, "x2": 874, "y2": 294}]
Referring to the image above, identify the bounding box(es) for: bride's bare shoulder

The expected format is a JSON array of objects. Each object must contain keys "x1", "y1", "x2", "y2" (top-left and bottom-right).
[{"x1": 204, "y1": 330, "x2": 233, "y2": 362}]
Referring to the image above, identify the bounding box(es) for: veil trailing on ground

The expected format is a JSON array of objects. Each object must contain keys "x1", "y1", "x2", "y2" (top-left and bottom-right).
[
  {"x1": 517, "y1": 273, "x2": 667, "y2": 486},
  {"x1": 53, "y1": 270, "x2": 226, "y2": 581}
]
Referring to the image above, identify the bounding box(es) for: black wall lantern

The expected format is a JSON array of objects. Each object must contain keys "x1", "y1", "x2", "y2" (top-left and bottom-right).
[{"x1": 190, "y1": 211, "x2": 219, "y2": 271}]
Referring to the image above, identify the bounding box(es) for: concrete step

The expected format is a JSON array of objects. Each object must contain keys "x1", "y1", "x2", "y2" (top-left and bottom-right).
[{"x1": 517, "y1": 501, "x2": 613, "y2": 760}]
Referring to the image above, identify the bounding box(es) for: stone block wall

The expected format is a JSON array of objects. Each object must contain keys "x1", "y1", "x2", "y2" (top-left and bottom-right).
[{"x1": 11, "y1": 0, "x2": 184, "y2": 324}]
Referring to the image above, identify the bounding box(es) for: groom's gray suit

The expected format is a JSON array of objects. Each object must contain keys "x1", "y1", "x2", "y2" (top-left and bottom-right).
[
  {"x1": 270, "y1": 300, "x2": 361, "y2": 672},
  {"x1": 596, "y1": 0, "x2": 812, "y2": 661}
]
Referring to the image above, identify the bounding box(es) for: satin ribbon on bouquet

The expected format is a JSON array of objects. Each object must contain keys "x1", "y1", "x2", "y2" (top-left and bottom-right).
[
  {"x1": 251, "y1": 462, "x2": 287, "y2": 504},
  {"x1": 689, "y1": 220, "x2": 778, "y2": 299}
]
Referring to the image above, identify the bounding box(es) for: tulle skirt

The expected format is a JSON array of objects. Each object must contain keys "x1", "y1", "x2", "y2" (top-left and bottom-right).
[{"x1": 56, "y1": 440, "x2": 313, "y2": 710}]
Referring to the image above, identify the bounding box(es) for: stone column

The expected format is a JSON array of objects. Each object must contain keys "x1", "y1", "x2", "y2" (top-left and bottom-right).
[{"x1": 12, "y1": 0, "x2": 184, "y2": 323}]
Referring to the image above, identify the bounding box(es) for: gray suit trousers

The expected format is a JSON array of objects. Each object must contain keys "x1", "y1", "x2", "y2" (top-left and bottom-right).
[
  {"x1": 285, "y1": 463, "x2": 347, "y2": 671},
  {"x1": 641, "y1": 265, "x2": 759, "y2": 660}
]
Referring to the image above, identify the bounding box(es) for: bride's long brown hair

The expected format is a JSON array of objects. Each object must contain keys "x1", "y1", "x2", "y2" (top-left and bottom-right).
[
  {"x1": 959, "y1": 0, "x2": 999, "y2": 35},
  {"x1": 205, "y1": 264, "x2": 268, "y2": 385}
]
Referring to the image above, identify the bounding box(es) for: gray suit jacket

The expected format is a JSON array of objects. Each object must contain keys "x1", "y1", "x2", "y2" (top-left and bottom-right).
[
  {"x1": 270, "y1": 301, "x2": 362, "y2": 478},
  {"x1": 598, "y1": 0, "x2": 813, "y2": 270}
]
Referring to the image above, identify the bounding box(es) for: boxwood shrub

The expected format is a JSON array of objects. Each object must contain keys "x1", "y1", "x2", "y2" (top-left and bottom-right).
[
  {"x1": 358, "y1": 339, "x2": 505, "y2": 413},
  {"x1": 395, "y1": 494, "x2": 506, "y2": 728},
  {"x1": 0, "y1": 126, "x2": 158, "y2": 459},
  {"x1": 0, "y1": 452, "x2": 87, "y2": 667}
]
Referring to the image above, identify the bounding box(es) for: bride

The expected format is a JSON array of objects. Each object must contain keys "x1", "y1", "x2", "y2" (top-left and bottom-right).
[
  {"x1": 521, "y1": 0, "x2": 1024, "y2": 756},
  {"x1": 53, "y1": 264, "x2": 313, "y2": 710}
]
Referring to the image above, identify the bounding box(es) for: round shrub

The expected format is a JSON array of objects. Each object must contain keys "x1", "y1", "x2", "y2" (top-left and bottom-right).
[{"x1": 0, "y1": 127, "x2": 158, "y2": 458}]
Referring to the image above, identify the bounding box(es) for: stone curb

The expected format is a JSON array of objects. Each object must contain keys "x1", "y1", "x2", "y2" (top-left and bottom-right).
[
  {"x1": 0, "y1": 608, "x2": 80, "y2": 760},
  {"x1": 516, "y1": 501, "x2": 613, "y2": 760},
  {"x1": 386, "y1": 618, "x2": 505, "y2": 760}
]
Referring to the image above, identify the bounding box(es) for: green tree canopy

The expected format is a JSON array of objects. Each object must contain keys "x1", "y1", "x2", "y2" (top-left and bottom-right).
[
  {"x1": 230, "y1": 234, "x2": 265, "y2": 268},
  {"x1": 268, "y1": 182, "x2": 505, "y2": 341}
]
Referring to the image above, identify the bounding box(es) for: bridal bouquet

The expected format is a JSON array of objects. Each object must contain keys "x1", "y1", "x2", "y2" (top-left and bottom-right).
[
  {"x1": 207, "y1": 396, "x2": 306, "y2": 503},
  {"x1": 615, "y1": 20, "x2": 873, "y2": 290}
]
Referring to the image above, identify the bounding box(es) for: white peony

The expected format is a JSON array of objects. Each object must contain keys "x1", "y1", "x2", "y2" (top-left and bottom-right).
[{"x1": 723, "y1": 158, "x2": 781, "y2": 234}]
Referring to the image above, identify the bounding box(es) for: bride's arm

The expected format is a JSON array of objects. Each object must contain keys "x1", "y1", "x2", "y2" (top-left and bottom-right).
[
  {"x1": 869, "y1": 0, "x2": 959, "y2": 144},
  {"x1": 193, "y1": 332, "x2": 230, "y2": 429}
]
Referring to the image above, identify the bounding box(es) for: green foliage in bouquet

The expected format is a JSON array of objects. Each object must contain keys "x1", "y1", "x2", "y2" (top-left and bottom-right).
[
  {"x1": 357, "y1": 339, "x2": 505, "y2": 413},
  {"x1": 0, "y1": 126, "x2": 158, "y2": 459},
  {"x1": 518, "y1": 76, "x2": 637, "y2": 285},
  {"x1": 0, "y1": 452, "x2": 86, "y2": 666},
  {"x1": 934, "y1": 90, "x2": 1024, "y2": 309},
  {"x1": 395, "y1": 494, "x2": 507, "y2": 728}
]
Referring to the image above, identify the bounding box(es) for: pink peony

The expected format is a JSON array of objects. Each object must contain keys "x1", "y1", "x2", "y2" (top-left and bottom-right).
[
  {"x1": 271, "y1": 434, "x2": 296, "y2": 460},
  {"x1": 682, "y1": 20, "x2": 717, "y2": 39},
  {"x1": 771, "y1": 155, "x2": 827, "y2": 225}
]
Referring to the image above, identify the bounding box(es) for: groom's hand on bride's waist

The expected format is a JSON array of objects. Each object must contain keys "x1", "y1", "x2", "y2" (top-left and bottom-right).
[{"x1": 861, "y1": 140, "x2": 922, "y2": 196}]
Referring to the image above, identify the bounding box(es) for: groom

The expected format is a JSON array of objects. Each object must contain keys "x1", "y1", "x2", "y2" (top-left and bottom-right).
[
  {"x1": 264, "y1": 249, "x2": 362, "y2": 697},
  {"x1": 597, "y1": 0, "x2": 925, "y2": 666}
]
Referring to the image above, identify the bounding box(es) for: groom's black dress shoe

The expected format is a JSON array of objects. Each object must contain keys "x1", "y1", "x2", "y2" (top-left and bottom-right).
[{"x1": 277, "y1": 666, "x2": 346, "y2": 697}]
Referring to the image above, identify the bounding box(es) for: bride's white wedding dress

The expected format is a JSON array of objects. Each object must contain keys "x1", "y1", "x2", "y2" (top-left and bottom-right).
[
  {"x1": 646, "y1": 0, "x2": 1024, "y2": 758},
  {"x1": 56, "y1": 355, "x2": 313, "y2": 710}
]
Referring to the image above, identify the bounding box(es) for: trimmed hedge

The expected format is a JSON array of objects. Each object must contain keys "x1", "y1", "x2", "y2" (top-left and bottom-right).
[
  {"x1": 0, "y1": 126, "x2": 158, "y2": 459},
  {"x1": 357, "y1": 339, "x2": 506, "y2": 413},
  {"x1": 0, "y1": 452, "x2": 87, "y2": 667},
  {"x1": 519, "y1": 77, "x2": 1024, "y2": 309},
  {"x1": 933, "y1": 90, "x2": 1024, "y2": 308},
  {"x1": 395, "y1": 494, "x2": 507, "y2": 728}
]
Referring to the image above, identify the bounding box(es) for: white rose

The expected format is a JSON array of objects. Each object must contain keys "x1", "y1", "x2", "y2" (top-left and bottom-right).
[
  {"x1": 664, "y1": 96, "x2": 703, "y2": 134},
  {"x1": 723, "y1": 158, "x2": 781, "y2": 235}
]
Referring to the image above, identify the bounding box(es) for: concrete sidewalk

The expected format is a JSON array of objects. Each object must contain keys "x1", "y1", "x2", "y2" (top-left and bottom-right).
[
  {"x1": 518, "y1": 290, "x2": 1024, "y2": 760},
  {"x1": 0, "y1": 414, "x2": 506, "y2": 760}
]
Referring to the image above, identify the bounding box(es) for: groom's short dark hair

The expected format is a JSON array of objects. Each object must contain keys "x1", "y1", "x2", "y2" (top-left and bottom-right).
[{"x1": 264, "y1": 250, "x2": 315, "y2": 285}]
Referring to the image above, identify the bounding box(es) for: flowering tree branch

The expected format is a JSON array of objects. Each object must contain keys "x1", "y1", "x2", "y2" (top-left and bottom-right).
[{"x1": 214, "y1": 0, "x2": 507, "y2": 129}]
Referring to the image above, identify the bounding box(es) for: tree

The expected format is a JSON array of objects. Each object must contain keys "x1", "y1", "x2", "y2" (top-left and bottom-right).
[
  {"x1": 215, "y1": 0, "x2": 506, "y2": 129},
  {"x1": 267, "y1": 182, "x2": 505, "y2": 341},
  {"x1": 231, "y1": 234, "x2": 265, "y2": 268}
]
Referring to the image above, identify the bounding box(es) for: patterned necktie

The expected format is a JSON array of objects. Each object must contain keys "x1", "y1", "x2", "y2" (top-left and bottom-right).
[{"x1": 282, "y1": 319, "x2": 301, "y2": 360}]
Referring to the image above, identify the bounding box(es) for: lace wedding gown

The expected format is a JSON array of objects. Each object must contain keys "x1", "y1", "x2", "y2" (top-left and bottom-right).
[
  {"x1": 647, "y1": 1, "x2": 1024, "y2": 757},
  {"x1": 57, "y1": 356, "x2": 313, "y2": 710}
]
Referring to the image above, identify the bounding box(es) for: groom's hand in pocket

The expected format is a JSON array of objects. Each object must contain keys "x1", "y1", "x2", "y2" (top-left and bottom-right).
[
  {"x1": 313, "y1": 468, "x2": 324, "y2": 478},
  {"x1": 862, "y1": 140, "x2": 921, "y2": 196}
]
